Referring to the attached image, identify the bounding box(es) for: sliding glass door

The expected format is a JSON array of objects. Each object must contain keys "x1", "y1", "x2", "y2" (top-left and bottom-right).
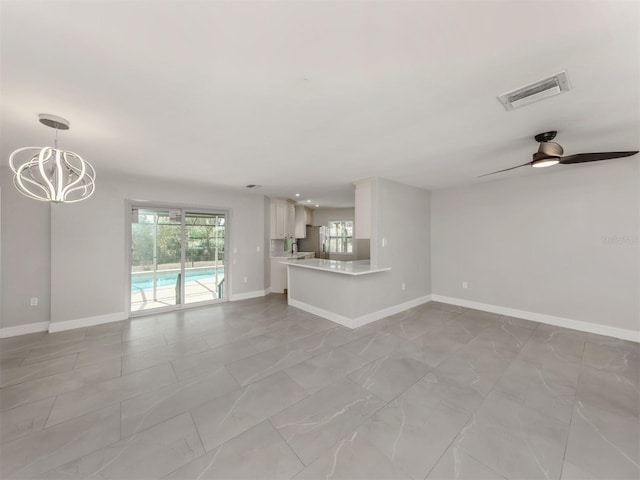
[
  {"x1": 130, "y1": 207, "x2": 227, "y2": 314},
  {"x1": 184, "y1": 213, "x2": 226, "y2": 304}
]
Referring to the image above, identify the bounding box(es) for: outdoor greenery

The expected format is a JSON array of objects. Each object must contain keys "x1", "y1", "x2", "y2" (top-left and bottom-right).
[{"x1": 132, "y1": 212, "x2": 225, "y2": 269}]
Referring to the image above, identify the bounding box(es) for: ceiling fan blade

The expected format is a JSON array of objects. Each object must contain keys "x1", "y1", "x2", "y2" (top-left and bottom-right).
[
  {"x1": 478, "y1": 162, "x2": 530, "y2": 177},
  {"x1": 559, "y1": 151, "x2": 639, "y2": 164}
]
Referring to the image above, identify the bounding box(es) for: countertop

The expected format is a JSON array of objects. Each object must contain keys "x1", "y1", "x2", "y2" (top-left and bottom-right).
[
  {"x1": 282, "y1": 258, "x2": 391, "y2": 276},
  {"x1": 270, "y1": 252, "x2": 315, "y2": 259}
]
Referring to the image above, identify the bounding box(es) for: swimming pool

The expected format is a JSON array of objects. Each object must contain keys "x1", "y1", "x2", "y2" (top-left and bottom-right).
[{"x1": 131, "y1": 267, "x2": 224, "y2": 291}]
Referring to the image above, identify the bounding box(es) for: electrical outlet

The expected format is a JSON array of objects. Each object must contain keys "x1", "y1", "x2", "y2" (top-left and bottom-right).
[
  {"x1": 401, "y1": 283, "x2": 406, "y2": 291},
  {"x1": 256, "y1": 246, "x2": 261, "y2": 252},
  {"x1": 381, "y1": 237, "x2": 387, "y2": 247},
  {"x1": 462, "y1": 281, "x2": 468, "y2": 289},
  {"x1": 30, "y1": 297, "x2": 38, "y2": 306},
  {"x1": 243, "y1": 277, "x2": 248, "y2": 283}
]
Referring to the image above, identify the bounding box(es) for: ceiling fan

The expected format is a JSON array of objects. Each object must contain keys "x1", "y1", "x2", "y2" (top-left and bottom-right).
[{"x1": 479, "y1": 131, "x2": 639, "y2": 177}]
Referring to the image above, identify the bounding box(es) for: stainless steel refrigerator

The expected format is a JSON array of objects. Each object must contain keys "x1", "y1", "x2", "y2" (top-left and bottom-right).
[{"x1": 298, "y1": 226, "x2": 328, "y2": 259}]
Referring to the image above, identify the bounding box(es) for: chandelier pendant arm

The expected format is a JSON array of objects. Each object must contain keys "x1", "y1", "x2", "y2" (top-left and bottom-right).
[
  {"x1": 14, "y1": 178, "x2": 50, "y2": 201},
  {"x1": 37, "y1": 148, "x2": 57, "y2": 201},
  {"x1": 25, "y1": 161, "x2": 53, "y2": 199},
  {"x1": 59, "y1": 151, "x2": 88, "y2": 201},
  {"x1": 15, "y1": 162, "x2": 51, "y2": 201},
  {"x1": 54, "y1": 149, "x2": 65, "y2": 202},
  {"x1": 9, "y1": 147, "x2": 41, "y2": 173},
  {"x1": 63, "y1": 183, "x2": 96, "y2": 202},
  {"x1": 63, "y1": 181, "x2": 96, "y2": 198}
]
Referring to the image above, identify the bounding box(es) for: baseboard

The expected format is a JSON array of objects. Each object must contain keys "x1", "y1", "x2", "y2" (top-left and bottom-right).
[
  {"x1": 288, "y1": 299, "x2": 356, "y2": 328},
  {"x1": 229, "y1": 289, "x2": 269, "y2": 302},
  {"x1": 350, "y1": 295, "x2": 433, "y2": 329},
  {"x1": 48, "y1": 312, "x2": 128, "y2": 333},
  {"x1": 431, "y1": 294, "x2": 640, "y2": 343},
  {"x1": 0, "y1": 322, "x2": 50, "y2": 338},
  {"x1": 289, "y1": 295, "x2": 433, "y2": 329}
]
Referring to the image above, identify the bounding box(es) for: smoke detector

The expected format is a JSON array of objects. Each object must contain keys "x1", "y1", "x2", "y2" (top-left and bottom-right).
[{"x1": 498, "y1": 72, "x2": 571, "y2": 111}]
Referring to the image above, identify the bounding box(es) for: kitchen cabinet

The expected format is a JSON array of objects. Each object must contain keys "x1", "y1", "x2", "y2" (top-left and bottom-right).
[
  {"x1": 271, "y1": 258, "x2": 288, "y2": 293},
  {"x1": 270, "y1": 201, "x2": 286, "y2": 239},
  {"x1": 294, "y1": 206, "x2": 307, "y2": 238},
  {"x1": 294, "y1": 206, "x2": 313, "y2": 239},
  {"x1": 286, "y1": 202, "x2": 295, "y2": 238},
  {"x1": 270, "y1": 199, "x2": 295, "y2": 239}
]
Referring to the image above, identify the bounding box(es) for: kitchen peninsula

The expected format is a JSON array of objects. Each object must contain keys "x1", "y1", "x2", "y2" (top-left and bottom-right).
[
  {"x1": 274, "y1": 177, "x2": 431, "y2": 331},
  {"x1": 283, "y1": 258, "x2": 392, "y2": 328}
]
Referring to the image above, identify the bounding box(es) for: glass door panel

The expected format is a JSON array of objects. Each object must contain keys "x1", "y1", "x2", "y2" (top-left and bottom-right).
[
  {"x1": 131, "y1": 208, "x2": 182, "y2": 312},
  {"x1": 184, "y1": 212, "x2": 226, "y2": 304}
]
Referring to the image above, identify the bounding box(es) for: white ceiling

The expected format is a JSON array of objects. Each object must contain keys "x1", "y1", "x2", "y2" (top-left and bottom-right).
[{"x1": 1, "y1": 1, "x2": 638, "y2": 208}]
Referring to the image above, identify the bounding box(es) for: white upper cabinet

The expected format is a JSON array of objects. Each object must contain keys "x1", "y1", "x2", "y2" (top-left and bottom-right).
[
  {"x1": 286, "y1": 202, "x2": 295, "y2": 237},
  {"x1": 270, "y1": 198, "x2": 296, "y2": 239},
  {"x1": 270, "y1": 201, "x2": 286, "y2": 239},
  {"x1": 294, "y1": 206, "x2": 308, "y2": 238}
]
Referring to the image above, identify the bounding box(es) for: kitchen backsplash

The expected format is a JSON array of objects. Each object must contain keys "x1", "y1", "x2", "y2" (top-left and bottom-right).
[
  {"x1": 270, "y1": 239, "x2": 290, "y2": 255},
  {"x1": 355, "y1": 239, "x2": 370, "y2": 260}
]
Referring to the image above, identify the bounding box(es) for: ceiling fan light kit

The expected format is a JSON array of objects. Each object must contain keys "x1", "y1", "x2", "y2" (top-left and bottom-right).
[
  {"x1": 531, "y1": 158, "x2": 560, "y2": 168},
  {"x1": 9, "y1": 114, "x2": 96, "y2": 203}
]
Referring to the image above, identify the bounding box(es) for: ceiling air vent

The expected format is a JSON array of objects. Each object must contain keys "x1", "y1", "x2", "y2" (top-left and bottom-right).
[
  {"x1": 245, "y1": 184, "x2": 262, "y2": 189},
  {"x1": 498, "y1": 71, "x2": 571, "y2": 111}
]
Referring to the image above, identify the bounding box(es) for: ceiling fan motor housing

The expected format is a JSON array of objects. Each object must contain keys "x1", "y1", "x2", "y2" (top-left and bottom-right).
[{"x1": 536, "y1": 141, "x2": 564, "y2": 158}]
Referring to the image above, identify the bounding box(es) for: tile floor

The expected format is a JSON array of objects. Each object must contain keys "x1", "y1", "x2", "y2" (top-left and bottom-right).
[{"x1": 0, "y1": 295, "x2": 638, "y2": 479}]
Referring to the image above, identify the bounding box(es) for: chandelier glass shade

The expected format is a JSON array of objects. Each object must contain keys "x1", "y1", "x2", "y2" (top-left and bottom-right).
[{"x1": 9, "y1": 114, "x2": 96, "y2": 203}]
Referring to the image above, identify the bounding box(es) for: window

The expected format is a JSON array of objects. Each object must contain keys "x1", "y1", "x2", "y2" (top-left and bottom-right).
[{"x1": 327, "y1": 220, "x2": 353, "y2": 254}]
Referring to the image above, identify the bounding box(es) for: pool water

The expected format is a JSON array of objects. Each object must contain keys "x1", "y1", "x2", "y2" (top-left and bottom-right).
[{"x1": 132, "y1": 267, "x2": 224, "y2": 290}]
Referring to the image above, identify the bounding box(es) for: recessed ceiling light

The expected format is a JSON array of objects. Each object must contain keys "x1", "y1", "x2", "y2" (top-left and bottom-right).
[
  {"x1": 315, "y1": 204, "x2": 319, "y2": 207},
  {"x1": 307, "y1": 200, "x2": 311, "y2": 203},
  {"x1": 295, "y1": 193, "x2": 300, "y2": 197}
]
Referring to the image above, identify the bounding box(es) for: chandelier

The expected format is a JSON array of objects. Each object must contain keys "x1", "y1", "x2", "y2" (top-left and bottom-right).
[{"x1": 9, "y1": 114, "x2": 96, "y2": 203}]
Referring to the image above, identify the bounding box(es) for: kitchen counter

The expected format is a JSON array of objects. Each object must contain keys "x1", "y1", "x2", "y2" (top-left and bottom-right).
[
  {"x1": 270, "y1": 251, "x2": 315, "y2": 259},
  {"x1": 283, "y1": 258, "x2": 391, "y2": 276}
]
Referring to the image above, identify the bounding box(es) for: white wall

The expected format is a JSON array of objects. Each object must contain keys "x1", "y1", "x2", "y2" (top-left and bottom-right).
[
  {"x1": 431, "y1": 159, "x2": 640, "y2": 335},
  {"x1": 363, "y1": 177, "x2": 431, "y2": 315},
  {"x1": 1, "y1": 167, "x2": 51, "y2": 329},
  {"x1": 48, "y1": 173, "x2": 267, "y2": 325}
]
